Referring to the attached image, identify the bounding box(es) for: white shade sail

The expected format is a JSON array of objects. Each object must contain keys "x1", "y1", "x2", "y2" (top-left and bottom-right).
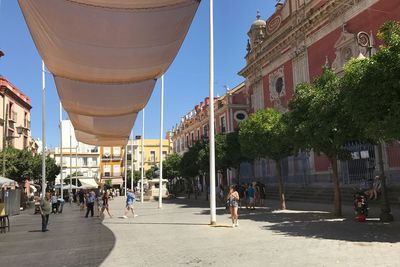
[
  {"x1": 19, "y1": 0, "x2": 199, "y2": 83},
  {"x1": 18, "y1": 0, "x2": 200, "y2": 145},
  {"x1": 55, "y1": 77, "x2": 155, "y2": 117},
  {"x1": 68, "y1": 0, "x2": 191, "y2": 9},
  {"x1": 75, "y1": 130, "x2": 129, "y2": 146},
  {"x1": 69, "y1": 112, "x2": 137, "y2": 137}
]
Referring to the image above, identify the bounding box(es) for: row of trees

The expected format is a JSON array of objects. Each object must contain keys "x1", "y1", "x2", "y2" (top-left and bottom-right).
[
  {"x1": 240, "y1": 21, "x2": 400, "y2": 220},
  {"x1": 163, "y1": 21, "x2": 399, "y2": 220},
  {"x1": 0, "y1": 147, "x2": 60, "y2": 185}
]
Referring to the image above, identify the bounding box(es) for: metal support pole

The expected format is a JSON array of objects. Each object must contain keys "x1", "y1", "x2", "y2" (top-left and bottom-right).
[
  {"x1": 130, "y1": 132, "x2": 134, "y2": 191},
  {"x1": 209, "y1": 0, "x2": 217, "y2": 225},
  {"x1": 75, "y1": 142, "x2": 78, "y2": 186},
  {"x1": 158, "y1": 75, "x2": 164, "y2": 209},
  {"x1": 141, "y1": 109, "x2": 145, "y2": 203},
  {"x1": 2, "y1": 93, "x2": 7, "y2": 177},
  {"x1": 41, "y1": 61, "x2": 46, "y2": 197},
  {"x1": 124, "y1": 145, "x2": 127, "y2": 195},
  {"x1": 69, "y1": 125, "x2": 72, "y2": 191},
  {"x1": 60, "y1": 102, "x2": 63, "y2": 198}
]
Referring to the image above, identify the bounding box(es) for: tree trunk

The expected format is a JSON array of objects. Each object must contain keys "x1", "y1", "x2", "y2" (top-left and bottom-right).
[
  {"x1": 330, "y1": 156, "x2": 342, "y2": 217},
  {"x1": 275, "y1": 159, "x2": 286, "y2": 210},
  {"x1": 377, "y1": 141, "x2": 393, "y2": 222}
]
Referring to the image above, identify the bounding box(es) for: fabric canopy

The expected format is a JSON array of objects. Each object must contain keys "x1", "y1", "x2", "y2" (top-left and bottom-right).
[
  {"x1": 19, "y1": 0, "x2": 199, "y2": 83},
  {"x1": 75, "y1": 130, "x2": 129, "y2": 146},
  {"x1": 18, "y1": 0, "x2": 200, "y2": 145},
  {"x1": 69, "y1": 0, "x2": 191, "y2": 9},
  {"x1": 69, "y1": 112, "x2": 137, "y2": 137},
  {"x1": 55, "y1": 77, "x2": 155, "y2": 117}
]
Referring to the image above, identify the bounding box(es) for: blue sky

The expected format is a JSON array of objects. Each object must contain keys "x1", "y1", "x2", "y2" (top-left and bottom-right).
[{"x1": 0, "y1": 1, "x2": 274, "y2": 148}]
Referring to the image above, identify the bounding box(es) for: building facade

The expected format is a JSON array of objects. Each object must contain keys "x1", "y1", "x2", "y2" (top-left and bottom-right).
[
  {"x1": 168, "y1": 83, "x2": 249, "y2": 185},
  {"x1": 54, "y1": 120, "x2": 100, "y2": 184},
  {"x1": 238, "y1": 0, "x2": 400, "y2": 184},
  {"x1": 169, "y1": 83, "x2": 248, "y2": 155},
  {"x1": 99, "y1": 146, "x2": 125, "y2": 187},
  {"x1": 0, "y1": 77, "x2": 33, "y2": 151},
  {"x1": 126, "y1": 138, "x2": 172, "y2": 173}
]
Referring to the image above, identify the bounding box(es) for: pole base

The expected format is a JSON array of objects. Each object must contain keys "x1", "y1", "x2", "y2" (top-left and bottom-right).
[
  {"x1": 380, "y1": 211, "x2": 394, "y2": 222},
  {"x1": 209, "y1": 221, "x2": 217, "y2": 226}
]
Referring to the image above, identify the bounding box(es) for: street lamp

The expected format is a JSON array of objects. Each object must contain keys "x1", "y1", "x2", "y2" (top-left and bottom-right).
[{"x1": 357, "y1": 31, "x2": 373, "y2": 57}]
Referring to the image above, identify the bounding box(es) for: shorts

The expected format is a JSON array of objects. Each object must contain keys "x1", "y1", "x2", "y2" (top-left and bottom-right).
[{"x1": 248, "y1": 197, "x2": 254, "y2": 203}]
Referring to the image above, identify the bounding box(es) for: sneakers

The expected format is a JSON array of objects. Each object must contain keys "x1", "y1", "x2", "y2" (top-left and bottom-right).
[
  {"x1": 232, "y1": 223, "x2": 235, "y2": 228},
  {"x1": 122, "y1": 215, "x2": 128, "y2": 219},
  {"x1": 235, "y1": 220, "x2": 239, "y2": 227}
]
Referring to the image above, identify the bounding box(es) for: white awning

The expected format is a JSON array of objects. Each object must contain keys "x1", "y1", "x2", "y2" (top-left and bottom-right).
[{"x1": 78, "y1": 177, "x2": 99, "y2": 189}]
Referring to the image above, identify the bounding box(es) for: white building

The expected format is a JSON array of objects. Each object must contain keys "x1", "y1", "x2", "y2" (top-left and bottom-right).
[{"x1": 54, "y1": 120, "x2": 100, "y2": 184}]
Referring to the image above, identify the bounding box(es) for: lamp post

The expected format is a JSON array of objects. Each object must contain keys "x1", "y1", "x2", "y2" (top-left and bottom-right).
[
  {"x1": 356, "y1": 30, "x2": 393, "y2": 222},
  {"x1": 357, "y1": 31, "x2": 373, "y2": 57}
]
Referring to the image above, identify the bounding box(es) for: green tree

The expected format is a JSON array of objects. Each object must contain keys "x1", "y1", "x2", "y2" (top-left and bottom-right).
[
  {"x1": 126, "y1": 169, "x2": 141, "y2": 188},
  {"x1": 288, "y1": 68, "x2": 361, "y2": 217},
  {"x1": 146, "y1": 165, "x2": 159, "y2": 179},
  {"x1": 0, "y1": 148, "x2": 34, "y2": 182},
  {"x1": 239, "y1": 108, "x2": 294, "y2": 209},
  {"x1": 163, "y1": 153, "x2": 182, "y2": 180},
  {"x1": 341, "y1": 21, "x2": 400, "y2": 221},
  {"x1": 32, "y1": 153, "x2": 61, "y2": 184}
]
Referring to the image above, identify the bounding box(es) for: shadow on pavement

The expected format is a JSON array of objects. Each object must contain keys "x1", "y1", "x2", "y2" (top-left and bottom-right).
[
  {"x1": 104, "y1": 221, "x2": 208, "y2": 226},
  {"x1": 242, "y1": 209, "x2": 400, "y2": 243},
  {"x1": 0, "y1": 206, "x2": 116, "y2": 267},
  {"x1": 166, "y1": 197, "x2": 400, "y2": 243}
]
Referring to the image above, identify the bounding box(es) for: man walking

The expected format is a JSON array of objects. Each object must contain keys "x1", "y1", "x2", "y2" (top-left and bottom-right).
[
  {"x1": 122, "y1": 188, "x2": 136, "y2": 218},
  {"x1": 39, "y1": 192, "x2": 51, "y2": 232},
  {"x1": 85, "y1": 190, "x2": 96, "y2": 218}
]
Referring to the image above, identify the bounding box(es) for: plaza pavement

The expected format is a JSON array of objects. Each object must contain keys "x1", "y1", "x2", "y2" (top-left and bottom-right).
[
  {"x1": 1, "y1": 196, "x2": 400, "y2": 267},
  {"x1": 100, "y1": 196, "x2": 400, "y2": 267}
]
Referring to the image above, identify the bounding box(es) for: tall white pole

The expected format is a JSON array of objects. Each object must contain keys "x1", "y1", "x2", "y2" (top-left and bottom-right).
[
  {"x1": 209, "y1": 0, "x2": 217, "y2": 225},
  {"x1": 140, "y1": 109, "x2": 145, "y2": 203},
  {"x1": 158, "y1": 75, "x2": 164, "y2": 209},
  {"x1": 60, "y1": 102, "x2": 63, "y2": 199},
  {"x1": 130, "y1": 131, "x2": 134, "y2": 191},
  {"x1": 75, "y1": 142, "x2": 78, "y2": 186},
  {"x1": 41, "y1": 61, "x2": 46, "y2": 197},
  {"x1": 124, "y1": 144, "x2": 127, "y2": 195},
  {"x1": 69, "y1": 125, "x2": 72, "y2": 192}
]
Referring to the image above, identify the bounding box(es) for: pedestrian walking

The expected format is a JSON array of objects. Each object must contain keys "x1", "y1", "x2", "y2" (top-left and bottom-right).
[
  {"x1": 85, "y1": 190, "x2": 96, "y2": 218},
  {"x1": 237, "y1": 183, "x2": 245, "y2": 209},
  {"x1": 57, "y1": 195, "x2": 65, "y2": 213},
  {"x1": 39, "y1": 192, "x2": 51, "y2": 232},
  {"x1": 78, "y1": 189, "x2": 85, "y2": 210},
  {"x1": 51, "y1": 192, "x2": 58, "y2": 214},
  {"x1": 227, "y1": 185, "x2": 240, "y2": 227},
  {"x1": 122, "y1": 188, "x2": 136, "y2": 218},
  {"x1": 100, "y1": 191, "x2": 112, "y2": 218},
  {"x1": 246, "y1": 183, "x2": 255, "y2": 210},
  {"x1": 69, "y1": 192, "x2": 73, "y2": 206}
]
